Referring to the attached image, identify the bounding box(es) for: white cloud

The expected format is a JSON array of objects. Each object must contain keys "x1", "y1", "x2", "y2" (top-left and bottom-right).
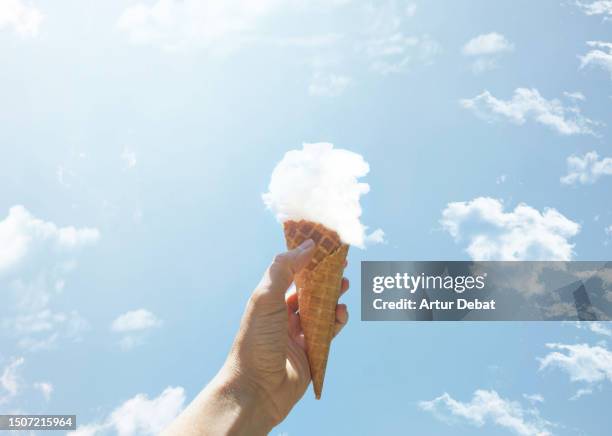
[
  {"x1": 365, "y1": 228, "x2": 386, "y2": 244},
  {"x1": 580, "y1": 41, "x2": 612, "y2": 77},
  {"x1": 441, "y1": 197, "x2": 580, "y2": 261},
  {"x1": 462, "y1": 32, "x2": 514, "y2": 56},
  {"x1": 111, "y1": 309, "x2": 162, "y2": 333},
  {"x1": 0, "y1": 357, "x2": 24, "y2": 403},
  {"x1": 121, "y1": 147, "x2": 137, "y2": 169},
  {"x1": 0, "y1": 0, "x2": 43, "y2": 37},
  {"x1": 563, "y1": 91, "x2": 586, "y2": 101},
  {"x1": 606, "y1": 225, "x2": 612, "y2": 236},
  {"x1": 576, "y1": 1, "x2": 612, "y2": 17},
  {"x1": 561, "y1": 151, "x2": 612, "y2": 185},
  {"x1": 523, "y1": 393, "x2": 544, "y2": 403},
  {"x1": 0, "y1": 205, "x2": 100, "y2": 275},
  {"x1": 462, "y1": 33, "x2": 513, "y2": 74},
  {"x1": 539, "y1": 343, "x2": 612, "y2": 399},
  {"x1": 33, "y1": 381, "x2": 53, "y2": 401},
  {"x1": 111, "y1": 309, "x2": 162, "y2": 351},
  {"x1": 589, "y1": 322, "x2": 612, "y2": 336},
  {"x1": 570, "y1": 387, "x2": 594, "y2": 400},
  {"x1": 308, "y1": 72, "x2": 352, "y2": 97},
  {"x1": 460, "y1": 88, "x2": 599, "y2": 135},
  {"x1": 68, "y1": 386, "x2": 185, "y2": 436},
  {"x1": 419, "y1": 389, "x2": 552, "y2": 436},
  {"x1": 0, "y1": 206, "x2": 99, "y2": 351}
]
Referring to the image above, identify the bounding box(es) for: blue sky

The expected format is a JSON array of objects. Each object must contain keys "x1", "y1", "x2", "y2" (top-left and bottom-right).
[{"x1": 1, "y1": 0, "x2": 612, "y2": 435}]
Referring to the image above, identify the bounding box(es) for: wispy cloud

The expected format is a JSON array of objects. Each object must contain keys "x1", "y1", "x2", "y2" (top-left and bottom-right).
[
  {"x1": 0, "y1": 357, "x2": 24, "y2": 404},
  {"x1": 462, "y1": 33, "x2": 514, "y2": 73},
  {"x1": 365, "y1": 228, "x2": 386, "y2": 245},
  {"x1": 539, "y1": 343, "x2": 612, "y2": 399},
  {"x1": 441, "y1": 197, "x2": 580, "y2": 261},
  {"x1": 111, "y1": 309, "x2": 162, "y2": 351},
  {"x1": 111, "y1": 309, "x2": 162, "y2": 333},
  {"x1": 579, "y1": 41, "x2": 612, "y2": 77},
  {"x1": 593, "y1": 321, "x2": 612, "y2": 336},
  {"x1": 0, "y1": 0, "x2": 44, "y2": 37},
  {"x1": 574, "y1": 321, "x2": 612, "y2": 337},
  {"x1": 576, "y1": 1, "x2": 612, "y2": 17},
  {"x1": 419, "y1": 389, "x2": 552, "y2": 436},
  {"x1": 563, "y1": 91, "x2": 586, "y2": 101},
  {"x1": 33, "y1": 381, "x2": 53, "y2": 401},
  {"x1": 364, "y1": 33, "x2": 440, "y2": 75},
  {"x1": 561, "y1": 151, "x2": 612, "y2": 185},
  {"x1": 9, "y1": 309, "x2": 89, "y2": 351},
  {"x1": 462, "y1": 32, "x2": 514, "y2": 56},
  {"x1": 460, "y1": 88, "x2": 599, "y2": 135},
  {"x1": 67, "y1": 386, "x2": 185, "y2": 436},
  {"x1": 0, "y1": 206, "x2": 99, "y2": 351},
  {"x1": 523, "y1": 393, "x2": 544, "y2": 404},
  {"x1": 361, "y1": 1, "x2": 440, "y2": 75}
]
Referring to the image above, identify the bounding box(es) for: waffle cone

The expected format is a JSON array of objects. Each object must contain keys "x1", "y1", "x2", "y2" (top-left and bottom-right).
[{"x1": 284, "y1": 220, "x2": 349, "y2": 399}]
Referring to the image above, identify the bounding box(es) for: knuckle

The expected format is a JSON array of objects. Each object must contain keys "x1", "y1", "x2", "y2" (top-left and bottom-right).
[{"x1": 272, "y1": 252, "x2": 289, "y2": 266}]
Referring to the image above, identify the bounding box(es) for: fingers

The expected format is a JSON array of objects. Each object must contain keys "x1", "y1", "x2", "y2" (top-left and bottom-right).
[
  {"x1": 333, "y1": 304, "x2": 349, "y2": 337},
  {"x1": 290, "y1": 303, "x2": 349, "y2": 343},
  {"x1": 285, "y1": 277, "x2": 349, "y2": 313},
  {"x1": 252, "y1": 240, "x2": 315, "y2": 306},
  {"x1": 340, "y1": 277, "x2": 349, "y2": 294},
  {"x1": 286, "y1": 289, "x2": 299, "y2": 313}
]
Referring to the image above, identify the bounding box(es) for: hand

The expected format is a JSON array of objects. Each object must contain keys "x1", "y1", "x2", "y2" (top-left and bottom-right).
[
  {"x1": 226, "y1": 239, "x2": 350, "y2": 428},
  {"x1": 162, "y1": 239, "x2": 349, "y2": 436}
]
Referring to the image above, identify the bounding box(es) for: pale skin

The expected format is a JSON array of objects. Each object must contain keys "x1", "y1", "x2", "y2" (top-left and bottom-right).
[{"x1": 162, "y1": 239, "x2": 349, "y2": 435}]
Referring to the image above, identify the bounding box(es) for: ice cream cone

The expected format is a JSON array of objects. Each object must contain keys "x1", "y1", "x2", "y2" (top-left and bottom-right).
[{"x1": 284, "y1": 220, "x2": 349, "y2": 399}]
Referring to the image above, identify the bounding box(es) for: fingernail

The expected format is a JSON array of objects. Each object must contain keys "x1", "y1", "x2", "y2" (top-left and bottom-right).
[{"x1": 299, "y1": 239, "x2": 314, "y2": 250}]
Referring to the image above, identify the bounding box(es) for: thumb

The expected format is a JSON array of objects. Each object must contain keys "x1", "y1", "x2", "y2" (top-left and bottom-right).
[{"x1": 253, "y1": 239, "x2": 315, "y2": 304}]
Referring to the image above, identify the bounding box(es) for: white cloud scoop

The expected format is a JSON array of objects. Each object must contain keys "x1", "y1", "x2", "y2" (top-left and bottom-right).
[{"x1": 263, "y1": 143, "x2": 374, "y2": 247}]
